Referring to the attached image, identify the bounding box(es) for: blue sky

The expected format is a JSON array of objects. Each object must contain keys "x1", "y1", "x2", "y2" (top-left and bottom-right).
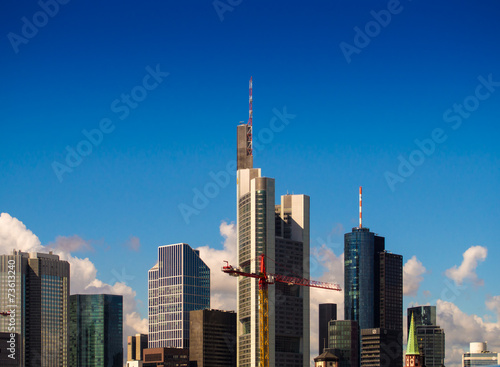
[{"x1": 1, "y1": 1, "x2": 500, "y2": 365}]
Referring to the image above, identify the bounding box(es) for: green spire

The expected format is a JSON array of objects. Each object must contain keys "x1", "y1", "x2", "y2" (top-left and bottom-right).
[{"x1": 407, "y1": 313, "x2": 420, "y2": 355}]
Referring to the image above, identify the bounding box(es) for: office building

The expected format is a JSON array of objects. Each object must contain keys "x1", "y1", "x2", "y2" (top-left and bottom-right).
[
  {"x1": 189, "y1": 309, "x2": 236, "y2": 367},
  {"x1": 237, "y1": 172, "x2": 310, "y2": 366},
  {"x1": 0, "y1": 250, "x2": 70, "y2": 366},
  {"x1": 344, "y1": 227, "x2": 385, "y2": 330},
  {"x1": 408, "y1": 306, "x2": 445, "y2": 367},
  {"x1": 319, "y1": 304, "x2": 337, "y2": 353},
  {"x1": 148, "y1": 243, "x2": 210, "y2": 349},
  {"x1": 327, "y1": 320, "x2": 359, "y2": 367},
  {"x1": 128, "y1": 334, "x2": 148, "y2": 362},
  {"x1": 360, "y1": 328, "x2": 401, "y2": 367},
  {"x1": 462, "y1": 342, "x2": 499, "y2": 367},
  {"x1": 69, "y1": 294, "x2": 123, "y2": 367},
  {"x1": 0, "y1": 332, "x2": 20, "y2": 366},
  {"x1": 405, "y1": 315, "x2": 423, "y2": 367},
  {"x1": 143, "y1": 348, "x2": 189, "y2": 367}
]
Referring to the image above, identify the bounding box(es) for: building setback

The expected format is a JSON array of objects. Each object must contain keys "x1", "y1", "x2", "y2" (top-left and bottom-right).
[
  {"x1": 189, "y1": 309, "x2": 236, "y2": 367},
  {"x1": 69, "y1": 294, "x2": 123, "y2": 367},
  {"x1": 0, "y1": 250, "x2": 70, "y2": 367},
  {"x1": 319, "y1": 304, "x2": 337, "y2": 353},
  {"x1": 462, "y1": 342, "x2": 499, "y2": 367},
  {"x1": 148, "y1": 243, "x2": 210, "y2": 349}
]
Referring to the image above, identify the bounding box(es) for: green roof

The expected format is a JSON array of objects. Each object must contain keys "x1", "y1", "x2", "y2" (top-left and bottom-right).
[{"x1": 407, "y1": 313, "x2": 420, "y2": 355}]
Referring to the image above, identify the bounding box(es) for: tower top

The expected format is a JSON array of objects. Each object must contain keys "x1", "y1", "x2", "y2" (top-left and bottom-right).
[
  {"x1": 359, "y1": 186, "x2": 362, "y2": 228},
  {"x1": 407, "y1": 313, "x2": 420, "y2": 355}
]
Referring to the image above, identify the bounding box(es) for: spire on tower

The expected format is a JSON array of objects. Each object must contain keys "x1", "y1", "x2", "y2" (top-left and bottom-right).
[
  {"x1": 247, "y1": 77, "x2": 253, "y2": 156},
  {"x1": 359, "y1": 186, "x2": 362, "y2": 228},
  {"x1": 407, "y1": 313, "x2": 420, "y2": 356}
]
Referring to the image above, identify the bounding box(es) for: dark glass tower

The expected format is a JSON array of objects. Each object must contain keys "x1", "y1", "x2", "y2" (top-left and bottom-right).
[
  {"x1": 319, "y1": 304, "x2": 337, "y2": 353},
  {"x1": 344, "y1": 227, "x2": 385, "y2": 330},
  {"x1": 69, "y1": 294, "x2": 123, "y2": 367}
]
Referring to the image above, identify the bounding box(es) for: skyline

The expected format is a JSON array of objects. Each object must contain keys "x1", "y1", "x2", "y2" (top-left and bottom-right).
[{"x1": 1, "y1": 1, "x2": 500, "y2": 366}]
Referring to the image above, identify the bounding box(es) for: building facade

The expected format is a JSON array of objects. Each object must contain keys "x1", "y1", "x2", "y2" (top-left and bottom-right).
[
  {"x1": 148, "y1": 243, "x2": 210, "y2": 349},
  {"x1": 128, "y1": 334, "x2": 148, "y2": 362},
  {"x1": 327, "y1": 320, "x2": 359, "y2": 367},
  {"x1": 344, "y1": 227, "x2": 385, "y2": 331},
  {"x1": 462, "y1": 342, "x2": 499, "y2": 367},
  {"x1": 360, "y1": 328, "x2": 401, "y2": 367},
  {"x1": 319, "y1": 304, "x2": 337, "y2": 353},
  {"x1": 189, "y1": 309, "x2": 236, "y2": 367},
  {"x1": 408, "y1": 306, "x2": 445, "y2": 367},
  {"x1": 142, "y1": 348, "x2": 189, "y2": 367},
  {"x1": 69, "y1": 294, "x2": 123, "y2": 367},
  {"x1": 0, "y1": 250, "x2": 70, "y2": 366}
]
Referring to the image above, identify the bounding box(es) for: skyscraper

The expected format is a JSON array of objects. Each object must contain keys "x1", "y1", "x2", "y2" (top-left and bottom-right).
[
  {"x1": 69, "y1": 294, "x2": 123, "y2": 367},
  {"x1": 148, "y1": 243, "x2": 210, "y2": 349},
  {"x1": 344, "y1": 227, "x2": 385, "y2": 330},
  {"x1": 407, "y1": 306, "x2": 445, "y2": 367},
  {"x1": 463, "y1": 342, "x2": 499, "y2": 367},
  {"x1": 236, "y1": 81, "x2": 310, "y2": 367},
  {"x1": 127, "y1": 333, "x2": 148, "y2": 362},
  {"x1": 0, "y1": 250, "x2": 70, "y2": 366},
  {"x1": 189, "y1": 309, "x2": 237, "y2": 367},
  {"x1": 319, "y1": 304, "x2": 337, "y2": 353}
]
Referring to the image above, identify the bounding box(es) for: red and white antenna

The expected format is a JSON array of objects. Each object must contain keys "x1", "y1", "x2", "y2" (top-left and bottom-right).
[
  {"x1": 247, "y1": 77, "x2": 253, "y2": 156},
  {"x1": 359, "y1": 186, "x2": 362, "y2": 228}
]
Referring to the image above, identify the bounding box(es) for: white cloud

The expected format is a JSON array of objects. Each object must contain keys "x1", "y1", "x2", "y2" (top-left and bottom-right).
[
  {"x1": 403, "y1": 256, "x2": 426, "y2": 296},
  {"x1": 309, "y1": 244, "x2": 344, "y2": 364},
  {"x1": 196, "y1": 220, "x2": 237, "y2": 311},
  {"x1": 445, "y1": 246, "x2": 487, "y2": 286},
  {"x1": 437, "y1": 299, "x2": 500, "y2": 367},
  {"x1": 0, "y1": 212, "x2": 147, "y2": 359}
]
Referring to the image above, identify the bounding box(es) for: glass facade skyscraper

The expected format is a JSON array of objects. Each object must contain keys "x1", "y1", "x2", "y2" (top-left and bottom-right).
[
  {"x1": 344, "y1": 227, "x2": 384, "y2": 330},
  {"x1": 0, "y1": 250, "x2": 69, "y2": 367},
  {"x1": 148, "y1": 243, "x2": 210, "y2": 349},
  {"x1": 69, "y1": 294, "x2": 123, "y2": 367}
]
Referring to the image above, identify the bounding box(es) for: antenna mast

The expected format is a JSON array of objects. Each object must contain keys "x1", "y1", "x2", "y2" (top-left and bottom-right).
[
  {"x1": 247, "y1": 77, "x2": 253, "y2": 156},
  {"x1": 359, "y1": 186, "x2": 362, "y2": 228}
]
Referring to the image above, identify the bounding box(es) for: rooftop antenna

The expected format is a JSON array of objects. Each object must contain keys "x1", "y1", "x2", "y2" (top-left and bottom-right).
[
  {"x1": 359, "y1": 186, "x2": 362, "y2": 228},
  {"x1": 246, "y1": 77, "x2": 253, "y2": 156}
]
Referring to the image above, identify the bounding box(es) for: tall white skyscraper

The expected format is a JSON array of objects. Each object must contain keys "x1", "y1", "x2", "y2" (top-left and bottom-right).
[
  {"x1": 236, "y1": 123, "x2": 310, "y2": 367},
  {"x1": 148, "y1": 243, "x2": 210, "y2": 349}
]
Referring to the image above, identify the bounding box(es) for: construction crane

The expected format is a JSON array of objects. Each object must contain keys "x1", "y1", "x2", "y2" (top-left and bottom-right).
[{"x1": 222, "y1": 254, "x2": 341, "y2": 367}]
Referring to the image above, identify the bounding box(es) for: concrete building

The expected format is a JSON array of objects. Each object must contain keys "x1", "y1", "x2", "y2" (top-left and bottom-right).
[
  {"x1": 143, "y1": 348, "x2": 189, "y2": 367},
  {"x1": 408, "y1": 306, "x2": 445, "y2": 367},
  {"x1": 463, "y1": 342, "x2": 499, "y2": 367},
  {"x1": 360, "y1": 328, "x2": 401, "y2": 367},
  {"x1": 327, "y1": 320, "x2": 359, "y2": 367},
  {"x1": 128, "y1": 334, "x2": 148, "y2": 362},
  {"x1": 319, "y1": 304, "x2": 337, "y2": 353},
  {"x1": 189, "y1": 309, "x2": 236, "y2": 367},
  {"x1": 69, "y1": 294, "x2": 123, "y2": 367},
  {"x1": 148, "y1": 243, "x2": 210, "y2": 349},
  {"x1": 0, "y1": 250, "x2": 70, "y2": 366}
]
